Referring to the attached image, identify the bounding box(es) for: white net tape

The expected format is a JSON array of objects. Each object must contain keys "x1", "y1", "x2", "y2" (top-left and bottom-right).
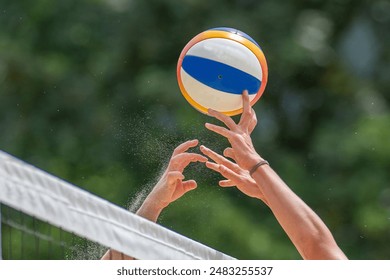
[{"x1": 0, "y1": 150, "x2": 233, "y2": 260}]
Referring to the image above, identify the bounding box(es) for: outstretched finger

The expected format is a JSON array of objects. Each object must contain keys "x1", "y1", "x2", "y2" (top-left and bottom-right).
[
  {"x1": 239, "y1": 90, "x2": 255, "y2": 131},
  {"x1": 205, "y1": 161, "x2": 241, "y2": 186},
  {"x1": 205, "y1": 123, "x2": 232, "y2": 139},
  {"x1": 172, "y1": 139, "x2": 199, "y2": 156},
  {"x1": 219, "y1": 180, "x2": 235, "y2": 187},
  {"x1": 205, "y1": 161, "x2": 221, "y2": 173},
  {"x1": 205, "y1": 163, "x2": 238, "y2": 188},
  {"x1": 242, "y1": 90, "x2": 251, "y2": 116},
  {"x1": 200, "y1": 145, "x2": 240, "y2": 173},
  {"x1": 207, "y1": 108, "x2": 237, "y2": 131},
  {"x1": 218, "y1": 164, "x2": 244, "y2": 184},
  {"x1": 170, "y1": 152, "x2": 208, "y2": 171}
]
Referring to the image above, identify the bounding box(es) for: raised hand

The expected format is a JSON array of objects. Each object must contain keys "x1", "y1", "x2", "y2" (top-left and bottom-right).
[
  {"x1": 205, "y1": 90, "x2": 265, "y2": 171},
  {"x1": 200, "y1": 145, "x2": 268, "y2": 205},
  {"x1": 147, "y1": 139, "x2": 207, "y2": 210}
]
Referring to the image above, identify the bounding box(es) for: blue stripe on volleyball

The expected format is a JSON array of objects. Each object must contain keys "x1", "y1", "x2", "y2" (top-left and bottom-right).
[
  {"x1": 209, "y1": 27, "x2": 261, "y2": 48},
  {"x1": 182, "y1": 55, "x2": 261, "y2": 95}
]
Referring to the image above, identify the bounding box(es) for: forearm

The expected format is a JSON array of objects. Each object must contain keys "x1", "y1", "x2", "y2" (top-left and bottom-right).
[
  {"x1": 135, "y1": 196, "x2": 165, "y2": 222},
  {"x1": 101, "y1": 196, "x2": 165, "y2": 260},
  {"x1": 252, "y1": 164, "x2": 347, "y2": 259}
]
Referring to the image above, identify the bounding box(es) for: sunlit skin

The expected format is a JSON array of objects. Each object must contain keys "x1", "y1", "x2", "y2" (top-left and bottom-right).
[
  {"x1": 101, "y1": 139, "x2": 207, "y2": 260},
  {"x1": 102, "y1": 91, "x2": 347, "y2": 260},
  {"x1": 200, "y1": 145, "x2": 268, "y2": 205},
  {"x1": 201, "y1": 90, "x2": 347, "y2": 260}
]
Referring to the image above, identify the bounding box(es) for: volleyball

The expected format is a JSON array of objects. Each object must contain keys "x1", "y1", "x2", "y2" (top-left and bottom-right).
[{"x1": 177, "y1": 27, "x2": 268, "y2": 116}]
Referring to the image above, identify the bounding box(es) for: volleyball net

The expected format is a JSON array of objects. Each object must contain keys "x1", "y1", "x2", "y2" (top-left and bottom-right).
[{"x1": 0, "y1": 150, "x2": 233, "y2": 260}]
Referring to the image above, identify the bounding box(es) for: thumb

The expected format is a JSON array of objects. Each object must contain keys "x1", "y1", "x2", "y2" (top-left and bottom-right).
[
  {"x1": 167, "y1": 171, "x2": 185, "y2": 186},
  {"x1": 182, "y1": 180, "x2": 197, "y2": 192}
]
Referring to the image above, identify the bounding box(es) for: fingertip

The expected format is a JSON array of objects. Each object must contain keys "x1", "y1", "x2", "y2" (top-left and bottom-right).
[
  {"x1": 186, "y1": 139, "x2": 198, "y2": 147},
  {"x1": 205, "y1": 123, "x2": 215, "y2": 132},
  {"x1": 190, "y1": 180, "x2": 197, "y2": 187},
  {"x1": 242, "y1": 90, "x2": 250, "y2": 104},
  {"x1": 223, "y1": 148, "x2": 229, "y2": 156},
  {"x1": 218, "y1": 180, "x2": 230, "y2": 187},
  {"x1": 183, "y1": 180, "x2": 197, "y2": 191},
  {"x1": 208, "y1": 108, "x2": 223, "y2": 118},
  {"x1": 199, "y1": 155, "x2": 208, "y2": 162}
]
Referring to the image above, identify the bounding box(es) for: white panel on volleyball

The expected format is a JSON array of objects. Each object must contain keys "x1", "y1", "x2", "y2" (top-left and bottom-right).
[
  {"x1": 180, "y1": 68, "x2": 256, "y2": 112},
  {"x1": 0, "y1": 150, "x2": 234, "y2": 260},
  {"x1": 187, "y1": 38, "x2": 263, "y2": 80}
]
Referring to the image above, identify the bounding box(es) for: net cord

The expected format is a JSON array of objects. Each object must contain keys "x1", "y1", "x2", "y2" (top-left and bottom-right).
[{"x1": 0, "y1": 151, "x2": 233, "y2": 260}]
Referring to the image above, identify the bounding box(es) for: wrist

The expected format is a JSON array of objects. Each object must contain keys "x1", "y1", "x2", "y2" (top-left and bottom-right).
[
  {"x1": 244, "y1": 153, "x2": 264, "y2": 171},
  {"x1": 249, "y1": 159, "x2": 269, "y2": 176},
  {"x1": 136, "y1": 198, "x2": 165, "y2": 222}
]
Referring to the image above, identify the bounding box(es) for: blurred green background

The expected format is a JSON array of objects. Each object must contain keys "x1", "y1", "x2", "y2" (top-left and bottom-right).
[{"x1": 1, "y1": 0, "x2": 389, "y2": 259}]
